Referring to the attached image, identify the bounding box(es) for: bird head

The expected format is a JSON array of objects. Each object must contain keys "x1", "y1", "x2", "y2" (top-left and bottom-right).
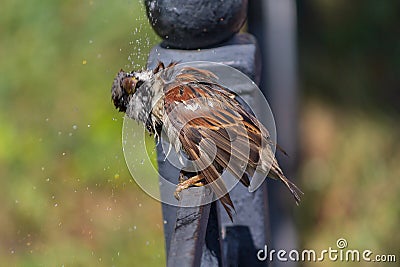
[{"x1": 111, "y1": 69, "x2": 153, "y2": 112}]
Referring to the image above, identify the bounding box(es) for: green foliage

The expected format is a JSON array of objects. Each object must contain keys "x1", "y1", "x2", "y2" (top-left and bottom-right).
[
  {"x1": 298, "y1": 101, "x2": 400, "y2": 266},
  {"x1": 299, "y1": 1, "x2": 400, "y2": 114},
  {"x1": 298, "y1": 1, "x2": 400, "y2": 266},
  {"x1": 0, "y1": 0, "x2": 163, "y2": 266}
]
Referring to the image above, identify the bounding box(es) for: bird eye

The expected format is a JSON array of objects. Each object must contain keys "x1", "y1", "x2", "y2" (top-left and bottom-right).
[{"x1": 122, "y1": 76, "x2": 137, "y2": 95}]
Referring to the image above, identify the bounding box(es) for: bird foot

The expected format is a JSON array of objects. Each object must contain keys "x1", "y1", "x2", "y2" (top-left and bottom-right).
[{"x1": 174, "y1": 174, "x2": 204, "y2": 201}]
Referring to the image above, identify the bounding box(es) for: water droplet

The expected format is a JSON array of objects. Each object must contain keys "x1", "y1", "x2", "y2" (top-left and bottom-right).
[
  {"x1": 15, "y1": 200, "x2": 19, "y2": 204},
  {"x1": 54, "y1": 203, "x2": 58, "y2": 207},
  {"x1": 46, "y1": 178, "x2": 50, "y2": 182},
  {"x1": 89, "y1": 40, "x2": 93, "y2": 44},
  {"x1": 72, "y1": 125, "x2": 78, "y2": 130},
  {"x1": 62, "y1": 152, "x2": 66, "y2": 156},
  {"x1": 138, "y1": 203, "x2": 142, "y2": 207},
  {"x1": 163, "y1": 220, "x2": 167, "y2": 224},
  {"x1": 87, "y1": 124, "x2": 91, "y2": 128}
]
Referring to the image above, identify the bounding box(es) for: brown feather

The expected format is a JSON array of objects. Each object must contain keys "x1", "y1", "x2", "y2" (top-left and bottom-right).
[{"x1": 161, "y1": 65, "x2": 301, "y2": 220}]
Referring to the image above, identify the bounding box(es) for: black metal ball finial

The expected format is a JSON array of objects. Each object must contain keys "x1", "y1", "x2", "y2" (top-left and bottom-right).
[{"x1": 145, "y1": 0, "x2": 248, "y2": 49}]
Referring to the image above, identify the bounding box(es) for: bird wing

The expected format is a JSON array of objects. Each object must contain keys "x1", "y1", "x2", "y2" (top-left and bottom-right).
[{"x1": 162, "y1": 67, "x2": 270, "y2": 218}]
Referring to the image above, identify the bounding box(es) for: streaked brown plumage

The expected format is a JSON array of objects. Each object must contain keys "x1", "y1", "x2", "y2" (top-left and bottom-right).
[{"x1": 111, "y1": 62, "x2": 302, "y2": 220}]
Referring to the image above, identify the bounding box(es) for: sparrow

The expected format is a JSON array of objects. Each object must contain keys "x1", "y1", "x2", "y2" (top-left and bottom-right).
[{"x1": 111, "y1": 61, "x2": 302, "y2": 220}]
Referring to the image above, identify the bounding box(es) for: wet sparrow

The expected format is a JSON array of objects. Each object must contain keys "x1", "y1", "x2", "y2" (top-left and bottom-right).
[{"x1": 111, "y1": 62, "x2": 302, "y2": 220}]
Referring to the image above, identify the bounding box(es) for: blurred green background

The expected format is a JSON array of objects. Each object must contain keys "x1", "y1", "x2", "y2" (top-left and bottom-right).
[
  {"x1": 0, "y1": 0, "x2": 399, "y2": 266},
  {"x1": 0, "y1": 1, "x2": 164, "y2": 266},
  {"x1": 297, "y1": 1, "x2": 400, "y2": 266}
]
